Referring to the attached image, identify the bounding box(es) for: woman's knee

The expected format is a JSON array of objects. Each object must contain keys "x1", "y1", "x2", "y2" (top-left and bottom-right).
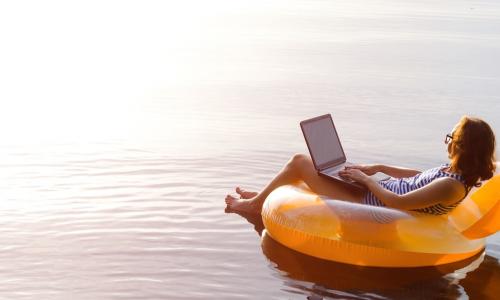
[{"x1": 288, "y1": 153, "x2": 311, "y2": 169}]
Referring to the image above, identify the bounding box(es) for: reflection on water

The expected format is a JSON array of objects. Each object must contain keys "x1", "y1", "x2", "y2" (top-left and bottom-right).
[{"x1": 229, "y1": 209, "x2": 500, "y2": 299}]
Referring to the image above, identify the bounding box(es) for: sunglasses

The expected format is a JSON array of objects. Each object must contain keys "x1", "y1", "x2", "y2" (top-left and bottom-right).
[{"x1": 445, "y1": 133, "x2": 453, "y2": 144}]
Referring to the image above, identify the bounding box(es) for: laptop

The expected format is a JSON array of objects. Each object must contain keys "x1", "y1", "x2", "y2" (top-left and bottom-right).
[{"x1": 300, "y1": 114, "x2": 377, "y2": 190}]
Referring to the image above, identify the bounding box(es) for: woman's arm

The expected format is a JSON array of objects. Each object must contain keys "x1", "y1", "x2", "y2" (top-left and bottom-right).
[
  {"x1": 378, "y1": 165, "x2": 421, "y2": 178},
  {"x1": 347, "y1": 164, "x2": 421, "y2": 178},
  {"x1": 364, "y1": 177, "x2": 465, "y2": 210},
  {"x1": 339, "y1": 169, "x2": 465, "y2": 210}
]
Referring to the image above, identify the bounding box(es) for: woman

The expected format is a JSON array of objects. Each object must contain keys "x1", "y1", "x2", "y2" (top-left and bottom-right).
[{"x1": 225, "y1": 116, "x2": 496, "y2": 215}]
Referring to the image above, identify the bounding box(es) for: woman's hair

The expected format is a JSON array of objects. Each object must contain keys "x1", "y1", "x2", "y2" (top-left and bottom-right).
[{"x1": 449, "y1": 116, "x2": 496, "y2": 190}]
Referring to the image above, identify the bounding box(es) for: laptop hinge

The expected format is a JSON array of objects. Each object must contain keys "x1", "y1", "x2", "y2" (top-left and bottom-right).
[{"x1": 319, "y1": 158, "x2": 346, "y2": 171}]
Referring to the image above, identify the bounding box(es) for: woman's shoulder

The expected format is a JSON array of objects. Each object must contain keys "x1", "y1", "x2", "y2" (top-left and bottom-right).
[
  {"x1": 429, "y1": 175, "x2": 467, "y2": 206},
  {"x1": 438, "y1": 163, "x2": 465, "y2": 180}
]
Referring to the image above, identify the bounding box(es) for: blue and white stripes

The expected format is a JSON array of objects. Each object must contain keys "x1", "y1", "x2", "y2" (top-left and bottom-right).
[{"x1": 364, "y1": 164, "x2": 467, "y2": 216}]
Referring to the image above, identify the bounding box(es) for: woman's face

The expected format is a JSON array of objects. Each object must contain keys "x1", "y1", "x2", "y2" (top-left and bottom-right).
[{"x1": 447, "y1": 123, "x2": 460, "y2": 158}]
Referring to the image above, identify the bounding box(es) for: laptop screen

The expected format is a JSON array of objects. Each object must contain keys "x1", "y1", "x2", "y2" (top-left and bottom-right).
[{"x1": 301, "y1": 115, "x2": 346, "y2": 169}]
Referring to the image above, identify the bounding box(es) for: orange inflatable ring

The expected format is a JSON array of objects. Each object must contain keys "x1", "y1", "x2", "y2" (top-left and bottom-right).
[{"x1": 261, "y1": 164, "x2": 500, "y2": 267}]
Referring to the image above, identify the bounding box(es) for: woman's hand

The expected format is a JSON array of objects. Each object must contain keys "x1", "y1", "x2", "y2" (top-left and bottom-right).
[
  {"x1": 345, "y1": 164, "x2": 381, "y2": 176},
  {"x1": 338, "y1": 168, "x2": 371, "y2": 185}
]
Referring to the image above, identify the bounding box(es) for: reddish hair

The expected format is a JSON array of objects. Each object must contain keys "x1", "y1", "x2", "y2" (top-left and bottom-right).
[{"x1": 449, "y1": 116, "x2": 496, "y2": 190}]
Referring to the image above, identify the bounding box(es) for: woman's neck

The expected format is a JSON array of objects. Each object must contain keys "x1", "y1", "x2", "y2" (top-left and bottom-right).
[{"x1": 446, "y1": 163, "x2": 461, "y2": 175}]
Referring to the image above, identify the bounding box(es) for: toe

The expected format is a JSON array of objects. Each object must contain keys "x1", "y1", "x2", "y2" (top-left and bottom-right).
[{"x1": 225, "y1": 194, "x2": 237, "y2": 204}]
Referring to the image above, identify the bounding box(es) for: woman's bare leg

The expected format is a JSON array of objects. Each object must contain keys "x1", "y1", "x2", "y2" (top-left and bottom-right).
[{"x1": 225, "y1": 153, "x2": 365, "y2": 214}]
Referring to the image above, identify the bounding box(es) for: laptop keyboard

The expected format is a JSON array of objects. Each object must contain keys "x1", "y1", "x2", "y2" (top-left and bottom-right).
[{"x1": 324, "y1": 166, "x2": 343, "y2": 176}]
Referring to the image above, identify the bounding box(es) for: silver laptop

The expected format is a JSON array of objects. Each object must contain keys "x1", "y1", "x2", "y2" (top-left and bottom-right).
[{"x1": 300, "y1": 114, "x2": 368, "y2": 190}]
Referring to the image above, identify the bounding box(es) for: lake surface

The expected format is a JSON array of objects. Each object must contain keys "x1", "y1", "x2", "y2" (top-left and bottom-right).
[{"x1": 0, "y1": 0, "x2": 500, "y2": 299}]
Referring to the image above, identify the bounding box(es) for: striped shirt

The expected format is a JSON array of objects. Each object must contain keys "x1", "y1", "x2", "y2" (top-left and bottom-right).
[{"x1": 364, "y1": 164, "x2": 467, "y2": 215}]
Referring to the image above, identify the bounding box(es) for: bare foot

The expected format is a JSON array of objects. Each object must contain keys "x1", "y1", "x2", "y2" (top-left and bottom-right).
[
  {"x1": 236, "y1": 187, "x2": 258, "y2": 199},
  {"x1": 225, "y1": 194, "x2": 261, "y2": 214}
]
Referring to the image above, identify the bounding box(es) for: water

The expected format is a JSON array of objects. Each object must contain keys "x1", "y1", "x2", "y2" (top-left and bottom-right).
[{"x1": 0, "y1": 0, "x2": 500, "y2": 299}]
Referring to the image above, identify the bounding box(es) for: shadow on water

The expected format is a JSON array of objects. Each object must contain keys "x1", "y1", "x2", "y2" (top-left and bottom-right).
[{"x1": 226, "y1": 208, "x2": 500, "y2": 300}]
